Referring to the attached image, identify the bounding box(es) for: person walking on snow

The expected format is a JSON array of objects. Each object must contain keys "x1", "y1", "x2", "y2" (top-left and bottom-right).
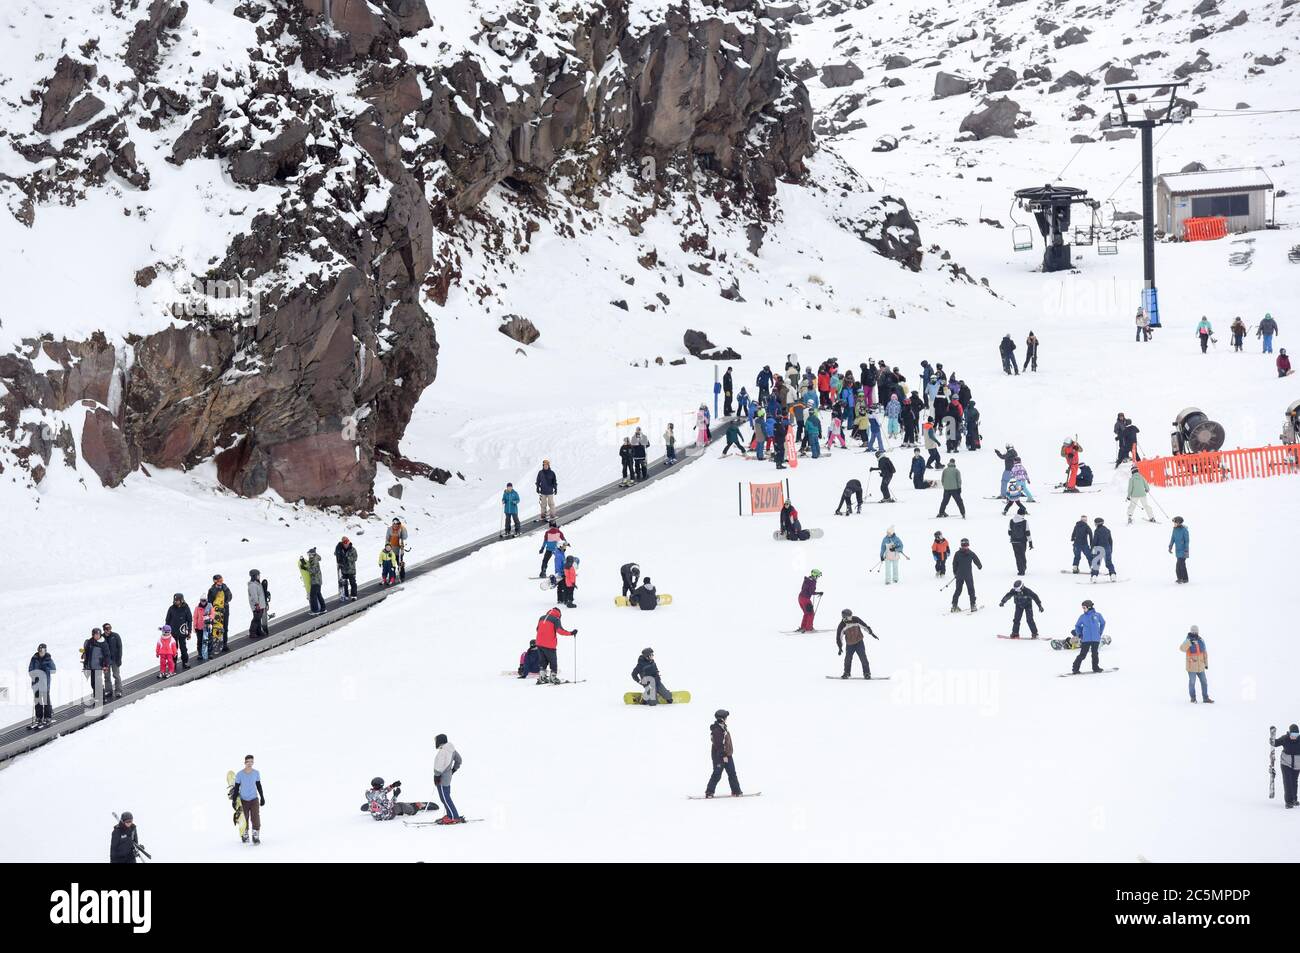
[
  {"x1": 1070, "y1": 600, "x2": 1106, "y2": 674},
  {"x1": 1008, "y1": 512, "x2": 1033, "y2": 576},
  {"x1": 1126, "y1": 466, "x2": 1156, "y2": 523},
  {"x1": 1135, "y1": 308, "x2": 1150, "y2": 343},
  {"x1": 704, "y1": 710, "x2": 743, "y2": 798},
  {"x1": 632, "y1": 647, "x2": 674, "y2": 704},
  {"x1": 232, "y1": 754, "x2": 265, "y2": 844},
  {"x1": 999, "y1": 334, "x2": 1019, "y2": 375},
  {"x1": 1180, "y1": 627, "x2": 1212, "y2": 703},
  {"x1": 879, "y1": 528, "x2": 905, "y2": 585},
  {"x1": 923, "y1": 421, "x2": 943, "y2": 469},
  {"x1": 1168, "y1": 516, "x2": 1190, "y2": 583},
  {"x1": 931, "y1": 532, "x2": 950, "y2": 577},
  {"x1": 534, "y1": 607, "x2": 576, "y2": 684},
  {"x1": 1070, "y1": 515, "x2": 1093, "y2": 574},
  {"x1": 836, "y1": 479, "x2": 863, "y2": 515},
  {"x1": 433, "y1": 735, "x2": 465, "y2": 824},
  {"x1": 1272, "y1": 724, "x2": 1300, "y2": 808},
  {"x1": 998, "y1": 580, "x2": 1043, "y2": 638},
  {"x1": 109, "y1": 812, "x2": 142, "y2": 863},
  {"x1": 836, "y1": 610, "x2": 879, "y2": 679},
  {"x1": 1230, "y1": 317, "x2": 1247, "y2": 352},
  {"x1": 1196, "y1": 316, "x2": 1213, "y2": 353},
  {"x1": 501, "y1": 484, "x2": 521, "y2": 537},
  {"x1": 535, "y1": 459, "x2": 558, "y2": 522},
  {"x1": 1257, "y1": 313, "x2": 1279, "y2": 354},
  {"x1": 937, "y1": 458, "x2": 965, "y2": 517},
  {"x1": 1025, "y1": 332, "x2": 1039, "y2": 372},
  {"x1": 1089, "y1": 518, "x2": 1116, "y2": 579},
  {"x1": 797, "y1": 569, "x2": 823, "y2": 632},
  {"x1": 950, "y1": 539, "x2": 982, "y2": 612}
]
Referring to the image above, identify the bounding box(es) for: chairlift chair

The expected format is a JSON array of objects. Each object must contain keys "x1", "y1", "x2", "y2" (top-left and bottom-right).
[
  {"x1": 1009, "y1": 201, "x2": 1033, "y2": 251},
  {"x1": 1095, "y1": 201, "x2": 1117, "y2": 255}
]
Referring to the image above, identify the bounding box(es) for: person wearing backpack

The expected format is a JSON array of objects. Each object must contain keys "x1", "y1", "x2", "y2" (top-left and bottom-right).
[{"x1": 1179, "y1": 627, "x2": 1212, "y2": 703}]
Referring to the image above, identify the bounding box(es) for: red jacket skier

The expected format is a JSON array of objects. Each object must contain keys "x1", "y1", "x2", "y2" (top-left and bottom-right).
[
  {"x1": 533, "y1": 608, "x2": 577, "y2": 684},
  {"x1": 1062, "y1": 440, "x2": 1081, "y2": 491},
  {"x1": 156, "y1": 627, "x2": 179, "y2": 678}
]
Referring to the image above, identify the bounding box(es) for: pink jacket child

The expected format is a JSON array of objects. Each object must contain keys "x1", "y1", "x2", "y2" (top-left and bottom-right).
[{"x1": 156, "y1": 627, "x2": 179, "y2": 678}]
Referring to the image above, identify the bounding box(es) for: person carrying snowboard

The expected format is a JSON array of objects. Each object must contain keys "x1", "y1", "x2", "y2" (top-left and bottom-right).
[
  {"x1": 335, "y1": 536, "x2": 360, "y2": 599},
  {"x1": 937, "y1": 458, "x2": 965, "y2": 517},
  {"x1": 1179, "y1": 626, "x2": 1212, "y2": 703},
  {"x1": 305, "y1": 547, "x2": 325, "y2": 613},
  {"x1": 517, "y1": 639, "x2": 541, "y2": 679},
  {"x1": 797, "y1": 569, "x2": 823, "y2": 632},
  {"x1": 1195, "y1": 316, "x2": 1213, "y2": 353},
  {"x1": 931, "y1": 532, "x2": 950, "y2": 577},
  {"x1": 998, "y1": 580, "x2": 1043, "y2": 639},
  {"x1": 1230, "y1": 317, "x2": 1247, "y2": 352},
  {"x1": 538, "y1": 521, "x2": 566, "y2": 578},
  {"x1": 109, "y1": 812, "x2": 142, "y2": 864},
  {"x1": 362, "y1": 778, "x2": 435, "y2": 820},
  {"x1": 704, "y1": 710, "x2": 743, "y2": 798},
  {"x1": 871, "y1": 451, "x2": 896, "y2": 501},
  {"x1": 1008, "y1": 511, "x2": 1032, "y2": 576},
  {"x1": 1126, "y1": 466, "x2": 1156, "y2": 523},
  {"x1": 386, "y1": 520, "x2": 408, "y2": 581},
  {"x1": 632, "y1": 647, "x2": 673, "y2": 704},
  {"x1": 1070, "y1": 515, "x2": 1093, "y2": 574},
  {"x1": 535, "y1": 459, "x2": 558, "y2": 522},
  {"x1": 1070, "y1": 600, "x2": 1106, "y2": 674},
  {"x1": 232, "y1": 754, "x2": 265, "y2": 844},
  {"x1": 501, "y1": 484, "x2": 521, "y2": 537},
  {"x1": 28, "y1": 643, "x2": 55, "y2": 728},
  {"x1": 1272, "y1": 724, "x2": 1300, "y2": 808},
  {"x1": 1168, "y1": 516, "x2": 1190, "y2": 584},
  {"x1": 534, "y1": 607, "x2": 576, "y2": 684},
  {"x1": 950, "y1": 539, "x2": 982, "y2": 612},
  {"x1": 836, "y1": 610, "x2": 879, "y2": 679},
  {"x1": 433, "y1": 735, "x2": 465, "y2": 824},
  {"x1": 1089, "y1": 517, "x2": 1116, "y2": 579},
  {"x1": 165, "y1": 592, "x2": 192, "y2": 670},
  {"x1": 836, "y1": 479, "x2": 863, "y2": 515},
  {"x1": 631, "y1": 577, "x2": 658, "y2": 611},
  {"x1": 556, "y1": 553, "x2": 579, "y2": 609},
  {"x1": 879, "y1": 528, "x2": 905, "y2": 585},
  {"x1": 620, "y1": 562, "x2": 641, "y2": 597}
]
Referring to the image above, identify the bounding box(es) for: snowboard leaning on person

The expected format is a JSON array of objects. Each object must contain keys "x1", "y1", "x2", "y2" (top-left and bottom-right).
[
  {"x1": 232, "y1": 755, "x2": 265, "y2": 845},
  {"x1": 836, "y1": 610, "x2": 878, "y2": 679}
]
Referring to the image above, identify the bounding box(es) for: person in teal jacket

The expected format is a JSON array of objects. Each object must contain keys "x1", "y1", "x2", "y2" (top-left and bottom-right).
[
  {"x1": 502, "y1": 483, "x2": 520, "y2": 536},
  {"x1": 1168, "y1": 516, "x2": 1190, "y2": 584},
  {"x1": 1196, "y1": 317, "x2": 1213, "y2": 353},
  {"x1": 804, "y1": 410, "x2": 823, "y2": 459}
]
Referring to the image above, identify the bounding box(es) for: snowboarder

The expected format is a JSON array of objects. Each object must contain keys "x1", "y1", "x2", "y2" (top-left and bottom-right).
[
  {"x1": 517, "y1": 640, "x2": 541, "y2": 678},
  {"x1": 556, "y1": 553, "x2": 580, "y2": 608},
  {"x1": 538, "y1": 521, "x2": 566, "y2": 578},
  {"x1": 1279, "y1": 349, "x2": 1293, "y2": 378},
  {"x1": 1258, "y1": 313, "x2": 1279, "y2": 353},
  {"x1": 232, "y1": 754, "x2": 265, "y2": 844},
  {"x1": 502, "y1": 483, "x2": 522, "y2": 535},
  {"x1": 998, "y1": 580, "x2": 1043, "y2": 638},
  {"x1": 305, "y1": 547, "x2": 325, "y2": 613},
  {"x1": 836, "y1": 610, "x2": 878, "y2": 678},
  {"x1": 879, "y1": 528, "x2": 905, "y2": 585},
  {"x1": 165, "y1": 592, "x2": 192, "y2": 670},
  {"x1": 1008, "y1": 512, "x2": 1032, "y2": 576},
  {"x1": 1089, "y1": 518, "x2": 1116, "y2": 579},
  {"x1": 1126, "y1": 466, "x2": 1156, "y2": 523},
  {"x1": 835, "y1": 478, "x2": 864, "y2": 515},
  {"x1": 1070, "y1": 600, "x2": 1106, "y2": 674},
  {"x1": 102, "y1": 622, "x2": 125, "y2": 699},
  {"x1": 665, "y1": 423, "x2": 679, "y2": 465},
  {"x1": 780, "y1": 502, "x2": 810, "y2": 541},
  {"x1": 82, "y1": 628, "x2": 111, "y2": 706},
  {"x1": 362, "y1": 778, "x2": 435, "y2": 819},
  {"x1": 1196, "y1": 316, "x2": 1214, "y2": 353},
  {"x1": 931, "y1": 532, "x2": 950, "y2": 577},
  {"x1": 631, "y1": 577, "x2": 658, "y2": 611},
  {"x1": 155, "y1": 626, "x2": 178, "y2": 678},
  {"x1": 379, "y1": 544, "x2": 399, "y2": 586},
  {"x1": 922, "y1": 420, "x2": 943, "y2": 469},
  {"x1": 1180, "y1": 627, "x2": 1212, "y2": 703},
  {"x1": 1070, "y1": 515, "x2": 1092, "y2": 574},
  {"x1": 433, "y1": 735, "x2": 465, "y2": 824},
  {"x1": 1025, "y1": 331, "x2": 1039, "y2": 372},
  {"x1": 535, "y1": 459, "x2": 558, "y2": 521},
  {"x1": 1116, "y1": 418, "x2": 1141, "y2": 467},
  {"x1": 871, "y1": 451, "x2": 896, "y2": 501},
  {"x1": 386, "y1": 519, "x2": 408, "y2": 581},
  {"x1": 620, "y1": 562, "x2": 641, "y2": 597},
  {"x1": 109, "y1": 812, "x2": 142, "y2": 863},
  {"x1": 27, "y1": 643, "x2": 55, "y2": 728},
  {"x1": 950, "y1": 539, "x2": 982, "y2": 612},
  {"x1": 1272, "y1": 725, "x2": 1300, "y2": 808},
  {"x1": 1169, "y1": 517, "x2": 1190, "y2": 584},
  {"x1": 999, "y1": 334, "x2": 1019, "y2": 375},
  {"x1": 632, "y1": 647, "x2": 673, "y2": 704},
  {"x1": 704, "y1": 710, "x2": 742, "y2": 798},
  {"x1": 534, "y1": 607, "x2": 576, "y2": 684},
  {"x1": 247, "y1": 569, "x2": 269, "y2": 639},
  {"x1": 937, "y1": 458, "x2": 965, "y2": 517},
  {"x1": 797, "y1": 569, "x2": 823, "y2": 632}
]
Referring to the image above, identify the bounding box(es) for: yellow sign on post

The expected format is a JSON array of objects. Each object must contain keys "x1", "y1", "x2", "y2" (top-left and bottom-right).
[{"x1": 616, "y1": 417, "x2": 641, "y2": 427}]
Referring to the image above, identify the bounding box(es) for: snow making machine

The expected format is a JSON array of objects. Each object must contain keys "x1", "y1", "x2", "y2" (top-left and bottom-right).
[{"x1": 1170, "y1": 407, "x2": 1226, "y2": 455}]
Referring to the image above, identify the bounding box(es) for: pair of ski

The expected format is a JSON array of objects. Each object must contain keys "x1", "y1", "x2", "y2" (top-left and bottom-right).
[
  {"x1": 403, "y1": 818, "x2": 484, "y2": 827},
  {"x1": 946, "y1": 604, "x2": 985, "y2": 614},
  {"x1": 25, "y1": 718, "x2": 56, "y2": 731},
  {"x1": 686, "y1": 793, "x2": 763, "y2": 800},
  {"x1": 824, "y1": 675, "x2": 890, "y2": 681},
  {"x1": 1061, "y1": 570, "x2": 1128, "y2": 584}
]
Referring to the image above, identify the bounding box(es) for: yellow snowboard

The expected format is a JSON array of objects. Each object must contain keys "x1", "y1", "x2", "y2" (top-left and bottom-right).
[{"x1": 613, "y1": 594, "x2": 673, "y2": 607}]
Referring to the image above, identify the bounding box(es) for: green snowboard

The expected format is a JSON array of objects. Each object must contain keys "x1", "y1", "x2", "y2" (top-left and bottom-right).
[
  {"x1": 623, "y1": 691, "x2": 691, "y2": 704},
  {"x1": 226, "y1": 770, "x2": 248, "y2": 840}
]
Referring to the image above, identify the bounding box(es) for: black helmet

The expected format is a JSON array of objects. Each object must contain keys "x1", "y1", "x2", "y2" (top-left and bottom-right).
[
  {"x1": 173, "y1": 593, "x2": 184, "y2": 601},
  {"x1": 714, "y1": 709, "x2": 730, "y2": 720},
  {"x1": 371, "y1": 777, "x2": 384, "y2": 789},
  {"x1": 1082, "y1": 599, "x2": 1094, "y2": 609},
  {"x1": 642, "y1": 647, "x2": 654, "y2": 656},
  {"x1": 120, "y1": 811, "x2": 133, "y2": 822},
  {"x1": 842, "y1": 609, "x2": 853, "y2": 618}
]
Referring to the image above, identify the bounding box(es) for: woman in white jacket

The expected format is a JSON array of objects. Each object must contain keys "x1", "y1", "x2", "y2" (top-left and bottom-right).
[{"x1": 433, "y1": 734, "x2": 464, "y2": 825}]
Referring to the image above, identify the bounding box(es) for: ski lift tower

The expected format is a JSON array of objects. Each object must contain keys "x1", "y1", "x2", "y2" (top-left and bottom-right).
[
  {"x1": 1103, "y1": 81, "x2": 1191, "y2": 328},
  {"x1": 1012, "y1": 184, "x2": 1100, "y2": 272}
]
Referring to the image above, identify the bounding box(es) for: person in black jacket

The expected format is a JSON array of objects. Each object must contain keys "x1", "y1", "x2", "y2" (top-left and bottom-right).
[
  {"x1": 164, "y1": 593, "x2": 192, "y2": 670},
  {"x1": 1008, "y1": 511, "x2": 1033, "y2": 576},
  {"x1": 1069, "y1": 516, "x2": 1093, "y2": 573},
  {"x1": 773, "y1": 415, "x2": 789, "y2": 469},
  {"x1": 871, "y1": 451, "x2": 896, "y2": 501},
  {"x1": 619, "y1": 438, "x2": 635, "y2": 487},
  {"x1": 82, "y1": 628, "x2": 111, "y2": 706},
  {"x1": 110, "y1": 812, "x2": 140, "y2": 863},
  {"x1": 620, "y1": 562, "x2": 640, "y2": 597},
  {"x1": 964, "y1": 400, "x2": 981, "y2": 450},
  {"x1": 631, "y1": 648, "x2": 672, "y2": 704},
  {"x1": 28, "y1": 644, "x2": 56, "y2": 728},
  {"x1": 999, "y1": 334, "x2": 1019, "y2": 375},
  {"x1": 631, "y1": 577, "x2": 658, "y2": 610},
  {"x1": 1116, "y1": 418, "x2": 1141, "y2": 467},
  {"x1": 836, "y1": 610, "x2": 878, "y2": 679},
  {"x1": 535, "y1": 460, "x2": 558, "y2": 522},
  {"x1": 705, "y1": 710, "x2": 742, "y2": 797},
  {"x1": 950, "y1": 539, "x2": 983, "y2": 612},
  {"x1": 998, "y1": 581, "x2": 1043, "y2": 638},
  {"x1": 1089, "y1": 517, "x2": 1116, "y2": 579},
  {"x1": 1273, "y1": 724, "x2": 1300, "y2": 808},
  {"x1": 723, "y1": 367, "x2": 734, "y2": 416},
  {"x1": 101, "y1": 623, "x2": 125, "y2": 698}
]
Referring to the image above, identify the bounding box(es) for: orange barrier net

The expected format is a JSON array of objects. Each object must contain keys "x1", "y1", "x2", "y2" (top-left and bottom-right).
[
  {"x1": 1182, "y1": 216, "x2": 1228, "y2": 241},
  {"x1": 1136, "y1": 445, "x2": 1300, "y2": 487}
]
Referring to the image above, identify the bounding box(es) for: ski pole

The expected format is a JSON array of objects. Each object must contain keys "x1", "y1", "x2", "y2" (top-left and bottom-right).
[
  {"x1": 1147, "y1": 488, "x2": 1172, "y2": 521},
  {"x1": 870, "y1": 560, "x2": 883, "y2": 573},
  {"x1": 940, "y1": 575, "x2": 957, "y2": 590},
  {"x1": 813, "y1": 593, "x2": 823, "y2": 619}
]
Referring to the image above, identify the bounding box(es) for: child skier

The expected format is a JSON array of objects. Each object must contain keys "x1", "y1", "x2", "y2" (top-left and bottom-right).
[
  {"x1": 517, "y1": 639, "x2": 541, "y2": 679},
  {"x1": 380, "y1": 544, "x2": 399, "y2": 586},
  {"x1": 556, "y1": 553, "x2": 579, "y2": 609},
  {"x1": 797, "y1": 569, "x2": 823, "y2": 632},
  {"x1": 879, "y1": 527, "x2": 905, "y2": 585},
  {"x1": 931, "y1": 531, "x2": 950, "y2": 577},
  {"x1": 155, "y1": 626, "x2": 178, "y2": 679}
]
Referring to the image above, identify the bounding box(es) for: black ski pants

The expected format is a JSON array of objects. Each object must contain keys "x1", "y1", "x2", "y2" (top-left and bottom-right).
[
  {"x1": 1011, "y1": 541, "x2": 1028, "y2": 575},
  {"x1": 1175, "y1": 557, "x2": 1188, "y2": 583},
  {"x1": 538, "y1": 646, "x2": 559, "y2": 675},
  {"x1": 1283, "y1": 766, "x2": 1299, "y2": 806},
  {"x1": 621, "y1": 568, "x2": 640, "y2": 597},
  {"x1": 952, "y1": 574, "x2": 976, "y2": 609},
  {"x1": 309, "y1": 584, "x2": 326, "y2": 613},
  {"x1": 878, "y1": 473, "x2": 893, "y2": 500},
  {"x1": 938, "y1": 489, "x2": 965, "y2": 517},
  {"x1": 706, "y1": 757, "x2": 741, "y2": 797},
  {"x1": 843, "y1": 641, "x2": 870, "y2": 677},
  {"x1": 1072, "y1": 641, "x2": 1101, "y2": 674},
  {"x1": 1011, "y1": 603, "x2": 1038, "y2": 637},
  {"x1": 836, "y1": 487, "x2": 863, "y2": 514}
]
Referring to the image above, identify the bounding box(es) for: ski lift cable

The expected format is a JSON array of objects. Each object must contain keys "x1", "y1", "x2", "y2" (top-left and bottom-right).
[
  {"x1": 1103, "y1": 124, "x2": 1175, "y2": 205},
  {"x1": 1187, "y1": 106, "x2": 1300, "y2": 117}
]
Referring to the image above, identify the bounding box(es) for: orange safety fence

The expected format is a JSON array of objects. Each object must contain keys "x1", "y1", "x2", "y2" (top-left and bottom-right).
[
  {"x1": 1136, "y1": 445, "x2": 1300, "y2": 488},
  {"x1": 1182, "y1": 216, "x2": 1228, "y2": 242}
]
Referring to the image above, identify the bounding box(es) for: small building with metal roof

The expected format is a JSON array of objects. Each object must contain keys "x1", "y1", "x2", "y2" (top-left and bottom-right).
[{"x1": 1155, "y1": 166, "x2": 1275, "y2": 236}]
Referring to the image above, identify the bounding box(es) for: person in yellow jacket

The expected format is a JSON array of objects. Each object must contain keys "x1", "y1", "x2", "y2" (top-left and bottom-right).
[
  {"x1": 1179, "y1": 626, "x2": 1212, "y2": 704},
  {"x1": 379, "y1": 544, "x2": 399, "y2": 587}
]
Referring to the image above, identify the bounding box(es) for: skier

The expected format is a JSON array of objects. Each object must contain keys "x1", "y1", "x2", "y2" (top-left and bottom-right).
[
  {"x1": 1025, "y1": 331, "x2": 1039, "y2": 372},
  {"x1": 433, "y1": 735, "x2": 465, "y2": 824},
  {"x1": 27, "y1": 643, "x2": 55, "y2": 729},
  {"x1": 619, "y1": 438, "x2": 635, "y2": 486},
  {"x1": 109, "y1": 812, "x2": 141, "y2": 864},
  {"x1": 362, "y1": 778, "x2": 435, "y2": 819},
  {"x1": 909, "y1": 449, "x2": 934, "y2": 489},
  {"x1": 1195, "y1": 316, "x2": 1213, "y2": 353},
  {"x1": 664, "y1": 423, "x2": 678, "y2": 465},
  {"x1": 631, "y1": 577, "x2": 658, "y2": 611},
  {"x1": 165, "y1": 592, "x2": 192, "y2": 670},
  {"x1": 835, "y1": 478, "x2": 863, "y2": 515},
  {"x1": 723, "y1": 367, "x2": 734, "y2": 416},
  {"x1": 995, "y1": 445, "x2": 1019, "y2": 498},
  {"x1": 1116, "y1": 417, "x2": 1141, "y2": 467},
  {"x1": 865, "y1": 412, "x2": 884, "y2": 452},
  {"x1": 102, "y1": 622, "x2": 125, "y2": 699},
  {"x1": 556, "y1": 553, "x2": 579, "y2": 609},
  {"x1": 804, "y1": 408, "x2": 822, "y2": 459},
  {"x1": 631, "y1": 427, "x2": 649, "y2": 481},
  {"x1": 1160, "y1": 516, "x2": 1190, "y2": 587},
  {"x1": 232, "y1": 754, "x2": 265, "y2": 845},
  {"x1": 1126, "y1": 466, "x2": 1156, "y2": 523},
  {"x1": 1008, "y1": 512, "x2": 1032, "y2": 576},
  {"x1": 998, "y1": 580, "x2": 1043, "y2": 639},
  {"x1": 1069, "y1": 600, "x2": 1106, "y2": 674},
  {"x1": 1230, "y1": 317, "x2": 1247, "y2": 352},
  {"x1": 1061, "y1": 439, "x2": 1082, "y2": 492},
  {"x1": 534, "y1": 607, "x2": 576, "y2": 684},
  {"x1": 82, "y1": 628, "x2": 111, "y2": 706},
  {"x1": 247, "y1": 569, "x2": 269, "y2": 639},
  {"x1": 305, "y1": 547, "x2": 325, "y2": 613},
  {"x1": 1180, "y1": 627, "x2": 1212, "y2": 703},
  {"x1": 885, "y1": 395, "x2": 901, "y2": 439},
  {"x1": 1258, "y1": 313, "x2": 1279, "y2": 354},
  {"x1": 632, "y1": 647, "x2": 673, "y2": 704},
  {"x1": 736, "y1": 386, "x2": 751, "y2": 420},
  {"x1": 538, "y1": 521, "x2": 566, "y2": 578},
  {"x1": 1008, "y1": 459, "x2": 1036, "y2": 503},
  {"x1": 535, "y1": 459, "x2": 558, "y2": 522},
  {"x1": 950, "y1": 539, "x2": 982, "y2": 612},
  {"x1": 720, "y1": 418, "x2": 747, "y2": 457},
  {"x1": 1272, "y1": 724, "x2": 1300, "y2": 808},
  {"x1": 1089, "y1": 517, "x2": 1116, "y2": 579},
  {"x1": 936, "y1": 458, "x2": 965, "y2": 517},
  {"x1": 797, "y1": 569, "x2": 823, "y2": 632},
  {"x1": 386, "y1": 519, "x2": 408, "y2": 581},
  {"x1": 704, "y1": 710, "x2": 743, "y2": 798},
  {"x1": 193, "y1": 597, "x2": 209, "y2": 662},
  {"x1": 1070, "y1": 515, "x2": 1093, "y2": 574},
  {"x1": 379, "y1": 544, "x2": 399, "y2": 586},
  {"x1": 879, "y1": 528, "x2": 905, "y2": 585},
  {"x1": 836, "y1": 609, "x2": 879, "y2": 679},
  {"x1": 931, "y1": 531, "x2": 950, "y2": 577},
  {"x1": 517, "y1": 640, "x2": 541, "y2": 678},
  {"x1": 155, "y1": 625, "x2": 178, "y2": 679},
  {"x1": 620, "y1": 561, "x2": 641, "y2": 597},
  {"x1": 335, "y1": 536, "x2": 360, "y2": 599},
  {"x1": 871, "y1": 451, "x2": 896, "y2": 501}
]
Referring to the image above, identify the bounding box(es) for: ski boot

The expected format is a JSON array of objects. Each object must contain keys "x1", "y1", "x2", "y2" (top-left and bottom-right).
[
  {"x1": 241, "y1": 833, "x2": 250, "y2": 843},
  {"x1": 949, "y1": 605, "x2": 962, "y2": 613},
  {"x1": 252, "y1": 831, "x2": 261, "y2": 845},
  {"x1": 840, "y1": 674, "x2": 850, "y2": 679},
  {"x1": 1072, "y1": 567, "x2": 1080, "y2": 574}
]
